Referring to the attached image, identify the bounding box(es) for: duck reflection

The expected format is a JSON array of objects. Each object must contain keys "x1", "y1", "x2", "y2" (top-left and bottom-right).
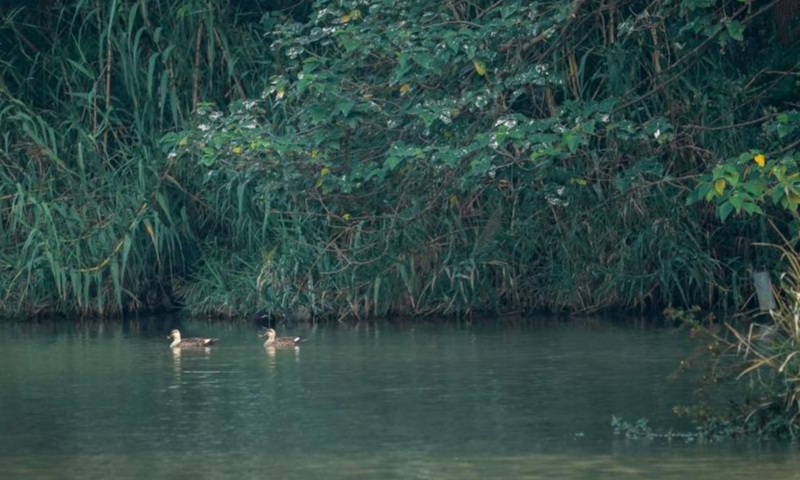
[
  {"x1": 266, "y1": 344, "x2": 277, "y2": 366},
  {"x1": 262, "y1": 343, "x2": 301, "y2": 373},
  {"x1": 172, "y1": 347, "x2": 181, "y2": 381}
]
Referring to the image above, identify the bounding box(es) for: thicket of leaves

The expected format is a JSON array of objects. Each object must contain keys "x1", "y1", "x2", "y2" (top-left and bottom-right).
[
  {"x1": 1, "y1": 0, "x2": 799, "y2": 318},
  {"x1": 168, "y1": 0, "x2": 800, "y2": 318}
]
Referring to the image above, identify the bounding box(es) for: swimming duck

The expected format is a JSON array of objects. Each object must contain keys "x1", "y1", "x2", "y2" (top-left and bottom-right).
[
  {"x1": 258, "y1": 328, "x2": 303, "y2": 348},
  {"x1": 167, "y1": 329, "x2": 218, "y2": 348}
]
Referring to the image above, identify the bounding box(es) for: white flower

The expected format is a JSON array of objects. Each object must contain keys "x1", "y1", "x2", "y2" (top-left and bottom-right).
[
  {"x1": 493, "y1": 118, "x2": 517, "y2": 129},
  {"x1": 286, "y1": 46, "x2": 303, "y2": 59},
  {"x1": 546, "y1": 194, "x2": 569, "y2": 207}
]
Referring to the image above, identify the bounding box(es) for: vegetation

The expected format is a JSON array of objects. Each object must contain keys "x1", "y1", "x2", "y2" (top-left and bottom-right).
[
  {"x1": 1, "y1": 0, "x2": 799, "y2": 319},
  {"x1": 0, "y1": 0, "x2": 302, "y2": 316},
  {"x1": 660, "y1": 244, "x2": 800, "y2": 440}
]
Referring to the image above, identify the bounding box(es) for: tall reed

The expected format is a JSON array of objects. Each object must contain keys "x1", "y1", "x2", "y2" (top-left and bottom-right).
[{"x1": 0, "y1": 0, "x2": 277, "y2": 316}]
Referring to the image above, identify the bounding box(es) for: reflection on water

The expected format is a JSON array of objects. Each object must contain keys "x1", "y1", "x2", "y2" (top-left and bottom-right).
[
  {"x1": 171, "y1": 347, "x2": 181, "y2": 381},
  {"x1": 0, "y1": 318, "x2": 798, "y2": 480}
]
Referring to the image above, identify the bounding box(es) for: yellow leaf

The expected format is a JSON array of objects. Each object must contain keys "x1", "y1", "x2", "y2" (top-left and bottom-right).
[
  {"x1": 714, "y1": 178, "x2": 726, "y2": 195},
  {"x1": 448, "y1": 195, "x2": 459, "y2": 207},
  {"x1": 754, "y1": 154, "x2": 766, "y2": 168},
  {"x1": 311, "y1": 149, "x2": 319, "y2": 159},
  {"x1": 343, "y1": 213, "x2": 352, "y2": 221},
  {"x1": 144, "y1": 221, "x2": 156, "y2": 248},
  {"x1": 316, "y1": 167, "x2": 331, "y2": 188},
  {"x1": 232, "y1": 146, "x2": 243, "y2": 155},
  {"x1": 399, "y1": 83, "x2": 411, "y2": 95},
  {"x1": 262, "y1": 246, "x2": 277, "y2": 263},
  {"x1": 178, "y1": 137, "x2": 188, "y2": 147},
  {"x1": 569, "y1": 177, "x2": 588, "y2": 186},
  {"x1": 473, "y1": 60, "x2": 486, "y2": 76},
  {"x1": 338, "y1": 9, "x2": 361, "y2": 24}
]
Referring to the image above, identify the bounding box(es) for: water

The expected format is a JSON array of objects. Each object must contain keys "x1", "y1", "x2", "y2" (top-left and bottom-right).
[{"x1": 0, "y1": 318, "x2": 798, "y2": 480}]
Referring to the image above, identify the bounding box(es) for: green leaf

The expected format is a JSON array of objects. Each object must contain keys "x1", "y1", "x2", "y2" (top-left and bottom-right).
[
  {"x1": 384, "y1": 156, "x2": 402, "y2": 170},
  {"x1": 718, "y1": 201, "x2": 735, "y2": 222},
  {"x1": 742, "y1": 181, "x2": 766, "y2": 197},
  {"x1": 729, "y1": 194, "x2": 743, "y2": 211},
  {"x1": 336, "y1": 98, "x2": 356, "y2": 116},
  {"x1": 687, "y1": 184, "x2": 710, "y2": 205},
  {"x1": 722, "y1": 169, "x2": 739, "y2": 187},
  {"x1": 309, "y1": 106, "x2": 328, "y2": 122},
  {"x1": 339, "y1": 34, "x2": 361, "y2": 52},
  {"x1": 413, "y1": 52, "x2": 435, "y2": 69},
  {"x1": 742, "y1": 202, "x2": 763, "y2": 215},
  {"x1": 772, "y1": 186, "x2": 786, "y2": 204},
  {"x1": 563, "y1": 133, "x2": 581, "y2": 153},
  {"x1": 725, "y1": 20, "x2": 745, "y2": 41}
]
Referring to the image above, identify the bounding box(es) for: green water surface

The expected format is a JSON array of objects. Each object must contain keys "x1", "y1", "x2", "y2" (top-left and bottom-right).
[{"x1": 0, "y1": 318, "x2": 797, "y2": 479}]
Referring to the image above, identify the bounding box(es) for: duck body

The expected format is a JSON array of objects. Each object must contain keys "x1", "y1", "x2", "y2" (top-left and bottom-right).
[
  {"x1": 259, "y1": 328, "x2": 304, "y2": 348},
  {"x1": 168, "y1": 329, "x2": 218, "y2": 348}
]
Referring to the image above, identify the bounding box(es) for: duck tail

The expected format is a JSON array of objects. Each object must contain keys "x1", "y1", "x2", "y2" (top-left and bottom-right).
[{"x1": 205, "y1": 338, "x2": 219, "y2": 346}]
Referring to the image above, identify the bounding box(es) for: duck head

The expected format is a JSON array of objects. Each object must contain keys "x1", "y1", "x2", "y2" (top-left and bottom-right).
[{"x1": 258, "y1": 328, "x2": 277, "y2": 344}]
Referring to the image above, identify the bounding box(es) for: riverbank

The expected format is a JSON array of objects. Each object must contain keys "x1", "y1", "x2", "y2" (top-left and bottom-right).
[{"x1": 2, "y1": 0, "x2": 797, "y2": 319}]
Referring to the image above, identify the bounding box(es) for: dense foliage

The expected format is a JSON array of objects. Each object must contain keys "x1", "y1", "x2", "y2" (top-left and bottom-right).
[{"x1": 1, "y1": 0, "x2": 799, "y2": 318}]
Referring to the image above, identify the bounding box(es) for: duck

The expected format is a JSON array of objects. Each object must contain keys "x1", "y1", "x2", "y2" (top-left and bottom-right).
[
  {"x1": 258, "y1": 328, "x2": 304, "y2": 348},
  {"x1": 167, "y1": 329, "x2": 218, "y2": 348}
]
